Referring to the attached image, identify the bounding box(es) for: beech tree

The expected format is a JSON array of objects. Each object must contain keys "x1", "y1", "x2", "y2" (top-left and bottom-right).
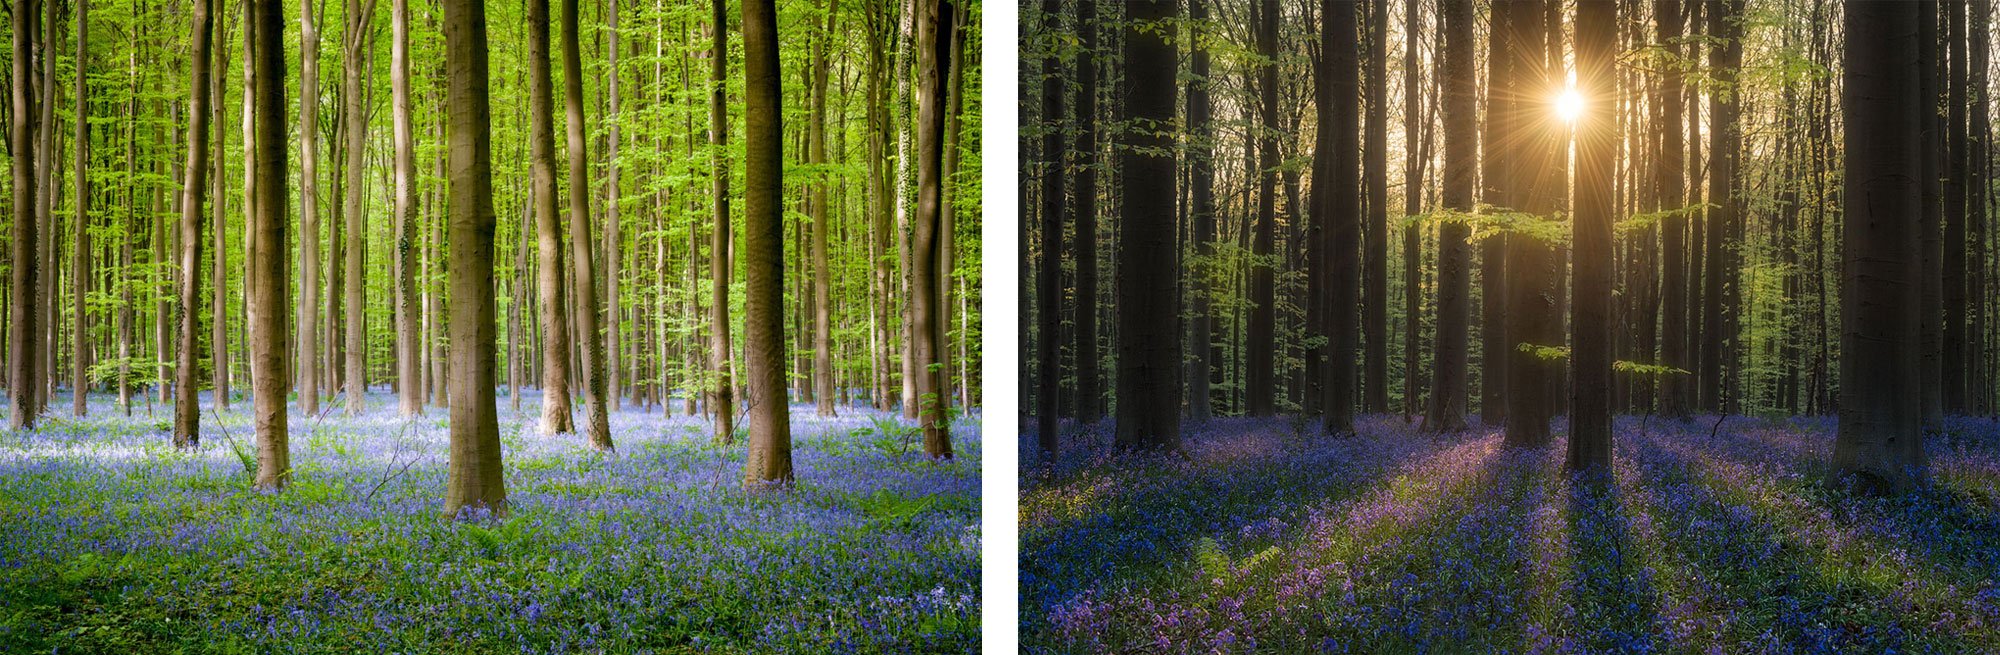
[
  {"x1": 741, "y1": 0, "x2": 793, "y2": 485},
  {"x1": 174, "y1": 0, "x2": 214, "y2": 448},
  {"x1": 248, "y1": 0, "x2": 291, "y2": 490},
  {"x1": 11, "y1": 0, "x2": 44, "y2": 432},
  {"x1": 1113, "y1": 0, "x2": 1181, "y2": 450},
  {"x1": 1832, "y1": 0, "x2": 1925, "y2": 493},
  {"x1": 441, "y1": 0, "x2": 505, "y2": 518}
]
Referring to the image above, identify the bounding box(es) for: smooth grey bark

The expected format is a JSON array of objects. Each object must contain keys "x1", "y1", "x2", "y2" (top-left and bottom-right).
[
  {"x1": 10, "y1": 0, "x2": 42, "y2": 431},
  {"x1": 1424, "y1": 0, "x2": 1471, "y2": 433},
  {"x1": 175, "y1": 0, "x2": 214, "y2": 448},
  {"x1": 441, "y1": 0, "x2": 506, "y2": 518},
  {"x1": 71, "y1": 0, "x2": 89, "y2": 418},
  {"x1": 529, "y1": 0, "x2": 574, "y2": 434},
  {"x1": 709, "y1": 0, "x2": 735, "y2": 442},
  {"x1": 1570, "y1": 0, "x2": 1616, "y2": 471},
  {"x1": 562, "y1": 0, "x2": 612, "y2": 450},
  {"x1": 342, "y1": 0, "x2": 370, "y2": 417},
  {"x1": 1113, "y1": 0, "x2": 1181, "y2": 450},
  {"x1": 1832, "y1": 0, "x2": 1926, "y2": 493},
  {"x1": 393, "y1": 0, "x2": 421, "y2": 417},
  {"x1": 741, "y1": 0, "x2": 794, "y2": 485},
  {"x1": 248, "y1": 0, "x2": 291, "y2": 490},
  {"x1": 913, "y1": 0, "x2": 952, "y2": 458},
  {"x1": 299, "y1": 0, "x2": 322, "y2": 417}
]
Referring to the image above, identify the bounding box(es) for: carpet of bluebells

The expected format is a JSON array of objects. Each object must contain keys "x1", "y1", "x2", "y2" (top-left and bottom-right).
[
  {"x1": 0, "y1": 390, "x2": 979, "y2": 654},
  {"x1": 1022, "y1": 414, "x2": 2000, "y2": 654}
]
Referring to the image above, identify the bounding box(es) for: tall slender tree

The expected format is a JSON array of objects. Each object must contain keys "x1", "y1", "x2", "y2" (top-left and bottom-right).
[
  {"x1": 1657, "y1": 0, "x2": 1690, "y2": 419},
  {"x1": 300, "y1": 0, "x2": 323, "y2": 416},
  {"x1": 1700, "y1": 0, "x2": 1743, "y2": 413},
  {"x1": 741, "y1": 0, "x2": 794, "y2": 484},
  {"x1": 1920, "y1": 0, "x2": 1943, "y2": 424},
  {"x1": 529, "y1": 0, "x2": 574, "y2": 435},
  {"x1": 563, "y1": 0, "x2": 612, "y2": 450},
  {"x1": 1034, "y1": 0, "x2": 1063, "y2": 454},
  {"x1": 709, "y1": 0, "x2": 735, "y2": 443},
  {"x1": 1501, "y1": 0, "x2": 1557, "y2": 447},
  {"x1": 1424, "y1": 0, "x2": 1471, "y2": 433},
  {"x1": 1570, "y1": 0, "x2": 1615, "y2": 471},
  {"x1": 248, "y1": 0, "x2": 291, "y2": 491},
  {"x1": 1362, "y1": 0, "x2": 1389, "y2": 414},
  {"x1": 393, "y1": 0, "x2": 421, "y2": 416},
  {"x1": 912, "y1": 0, "x2": 953, "y2": 458},
  {"x1": 1478, "y1": 0, "x2": 1511, "y2": 427},
  {"x1": 175, "y1": 0, "x2": 215, "y2": 448},
  {"x1": 71, "y1": 0, "x2": 90, "y2": 419},
  {"x1": 1072, "y1": 0, "x2": 1099, "y2": 424},
  {"x1": 809, "y1": 0, "x2": 838, "y2": 417},
  {"x1": 1400, "y1": 0, "x2": 1428, "y2": 421},
  {"x1": 1321, "y1": 0, "x2": 1360, "y2": 436},
  {"x1": 440, "y1": 0, "x2": 505, "y2": 518},
  {"x1": 1246, "y1": 0, "x2": 1278, "y2": 417},
  {"x1": 1114, "y1": 0, "x2": 1181, "y2": 450},
  {"x1": 10, "y1": 0, "x2": 43, "y2": 431},
  {"x1": 342, "y1": 0, "x2": 371, "y2": 416},
  {"x1": 605, "y1": 0, "x2": 622, "y2": 411},
  {"x1": 1186, "y1": 0, "x2": 1215, "y2": 422},
  {"x1": 1832, "y1": 0, "x2": 1925, "y2": 493}
]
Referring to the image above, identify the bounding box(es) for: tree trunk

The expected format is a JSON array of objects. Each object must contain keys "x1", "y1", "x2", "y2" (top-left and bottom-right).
[
  {"x1": 213, "y1": 5, "x2": 232, "y2": 412},
  {"x1": 10, "y1": 0, "x2": 41, "y2": 431},
  {"x1": 913, "y1": 0, "x2": 952, "y2": 458},
  {"x1": 1701, "y1": 0, "x2": 1743, "y2": 415},
  {"x1": 605, "y1": 0, "x2": 622, "y2": 412},
  {"x1": 709, "y1": 0, "x2": 735, "y2": 442},
  {"x1": 893, "y1": 0, "x2": 917, "y2": 419},
  {"x1": 1320, "y1": 0, "x2": 1360, "y2": 436},
  {"x1": 1186, "y1": 0, "x2": 1214, "y2": 423},
  {"x1": 1501, "y1": 0, "x2": 1557, "y2": 447},
  {"x1": 1424, "y1": 0, "x2": 1471, "y2": 433},
  {"x1": 1071, "y1": 0, "x2": 1099, "y2": 424},
  {"x1": 1034, "y1": 0, "x2": 1064, "y2": 454},
  {"x1": 1570, "y1": 0, "x2": 1616, "y2": 471},
  {"x1": 1362, "y1": 0, "x2": 1389, "y2": 414},
  {"x1": 248, "y1": 0, "x2": 290, "y2": 491},
  {"x1": 1477, "y1": 0, "x2": 1510, "y2": 427},
  {"x1": 1110, "y1": 0, "x2": 1180, "y2": 449},
  {"x1": 809, "y1": 0, "x2": 838, "y2": 418},
  {"x1": 1401, "y1": 0, "x2": 1428, "y2": 422},
  {"x1": 342, "y1": 0, "x2": 370, "y2": 416},
  {"x1": 1246, "y1": 0, "x2": 1278, "y2": 418},
  {"x1": 1656, "y1": 0, "x2": 1690, "y2": 419},
  {"x1": 741, "y1": 0, "x2": 793, "y2": 485},
  {"x1": 299, "y1": 0, "x2": 322, "y2": 417},
  {"x1": 174, "y1": 0, "x2": 214, "y2": 448},
  {"x1": 562, "y1": 0, "x2": 612, "y2": 450},
  {"x1": 440, "y1": 0, "x2": 505, "y2": 518},
  {"x1": 529, "y1": 0, "x2": 574, "y2": 435},
  {"x1": 1920, "y1": 0, "x2": 1943, "y2": 424},
  {"x1": 1944, "y1": 0, "x2": 1969, "y2": 414},
  {"x1": 393, "y1": 0, "x2": 421, "y2": 417},
  {"x1": 1832, "y1": 0, "x2": 1925, "y2": 494},
  {"x1": 71, "y1": 0, "x2": 89, "y2": 418}
]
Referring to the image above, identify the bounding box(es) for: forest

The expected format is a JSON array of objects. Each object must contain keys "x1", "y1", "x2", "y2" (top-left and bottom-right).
[
  {"x1": 1022, "y1": 0, "x2": 2000, "y2": 652},
  {"x1": 0, "y1": 0, "x2": 983, "y2": 651}
]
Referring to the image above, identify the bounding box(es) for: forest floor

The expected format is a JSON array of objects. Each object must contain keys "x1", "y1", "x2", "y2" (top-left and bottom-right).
[
  {"x1": 0, "y1": 390, "x2": 979, "y2": 654},
  {"x1": 1022, "y1": 414, "x2": 2000, "y2": 654}
]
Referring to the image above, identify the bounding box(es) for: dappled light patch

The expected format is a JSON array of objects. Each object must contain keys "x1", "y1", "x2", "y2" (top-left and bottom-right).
[{"x1": 1022, "y1": 415, "x2": 2000, "y2": 653}]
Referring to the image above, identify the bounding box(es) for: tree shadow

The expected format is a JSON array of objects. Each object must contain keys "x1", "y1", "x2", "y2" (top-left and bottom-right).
[
  {"x1": 1629, "y1": 425, "x2": 1987, "y2": 652},
  {"x1": 1019, "y1": 416, "x2": 1477, "y2": 613},
  {"x1": 1560, "y1": 468, "x2": 1662, "y2": 654}
]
